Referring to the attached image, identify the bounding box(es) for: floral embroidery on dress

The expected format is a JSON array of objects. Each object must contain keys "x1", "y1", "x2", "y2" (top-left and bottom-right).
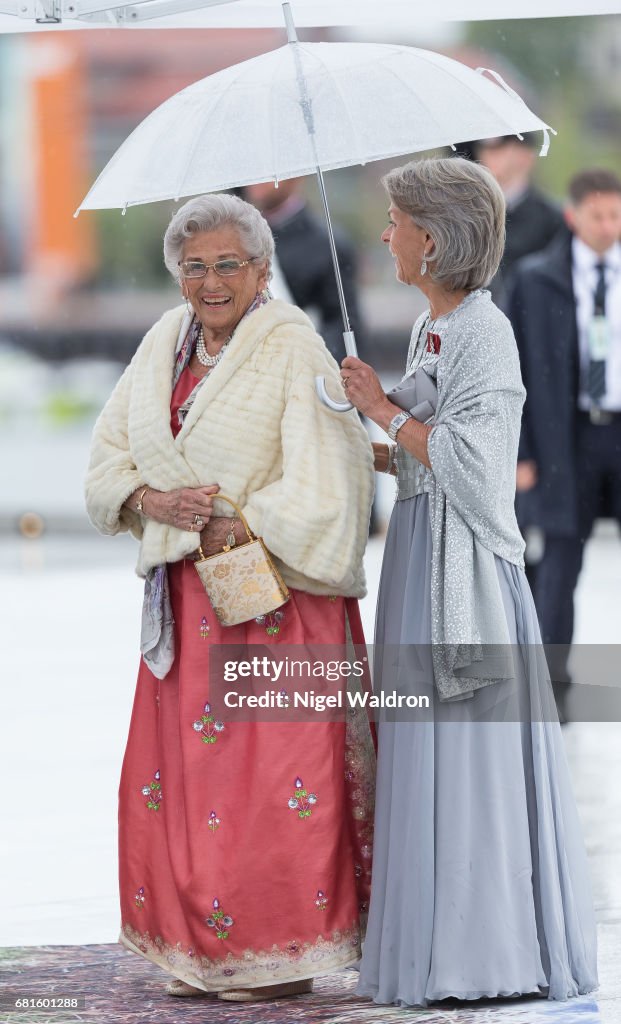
[
  {"x1": 328, "y1": 596, "x2": 338, "y2": 603},
  {"x1": 141, "y1": 769, "x2": 162, "y2": 811},
  {"x1": 206, "y1": 898, "x2": 234, "y2": 939},
  {"x1": 255, "y1": 610, "x2": 285, "y2": 636},
  {"x1": 193, "y1": 702, "x2": 225, "y2": 744},
  {"x1": 199, "y1": 616, "x2": 210, "y2": 639},
  {"x1": 288, "y1": 777, "x2": 318, "y2": 818},
  {"x1": 134, "y1": 886, "x2": 146, "y2": 910},
  {"x1": 315, "y1": 890, "x2": 328, "y2": 911},
  {"x1": 208, "y1": 810, "x2": 221, "y2": 833},
  {"x1": 121, "y1": 921, "x2": 361, "y2": 987}
]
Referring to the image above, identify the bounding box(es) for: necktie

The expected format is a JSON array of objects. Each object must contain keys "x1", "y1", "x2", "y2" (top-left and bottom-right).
[{"x1": 588, "y1": 261, "x2": 607, "y2": 404}]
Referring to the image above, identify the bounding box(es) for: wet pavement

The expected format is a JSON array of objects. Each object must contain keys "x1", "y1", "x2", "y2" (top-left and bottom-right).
[{"x1": 1, "y1": 524, "x2": 620, "y2": 1022}]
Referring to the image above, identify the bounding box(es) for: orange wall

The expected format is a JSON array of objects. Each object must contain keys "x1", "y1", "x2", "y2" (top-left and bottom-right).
[{"x1": 27, "y1": 35, "x2": 95, "y2": 284}]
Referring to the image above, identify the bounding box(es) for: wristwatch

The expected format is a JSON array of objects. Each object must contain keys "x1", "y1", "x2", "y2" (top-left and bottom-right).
[{"x1": 387, "y1": 410, "x2": 413, "y2": 442}]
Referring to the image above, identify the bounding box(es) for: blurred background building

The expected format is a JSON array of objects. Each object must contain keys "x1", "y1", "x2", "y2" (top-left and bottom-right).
[{"x1": 1, "y1": 15, "x2": 621, "y2": 531}]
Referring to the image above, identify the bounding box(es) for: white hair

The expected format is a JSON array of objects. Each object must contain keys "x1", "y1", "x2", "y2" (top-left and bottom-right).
[
  {"x1": 382, "y1": 157, "x2": 506, "y2": 292},
  {"x1": 163, "y1": 193, "x2": 274, "y2": 281}
]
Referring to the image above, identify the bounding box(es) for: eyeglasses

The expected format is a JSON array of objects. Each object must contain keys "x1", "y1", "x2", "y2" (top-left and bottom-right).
[{"x1": 178, "y1": 257, "x2": 260, "y2": 279}]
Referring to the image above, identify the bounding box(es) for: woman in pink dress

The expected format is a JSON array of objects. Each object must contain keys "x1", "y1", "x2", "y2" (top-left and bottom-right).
[{"x1": 85, "y1": 194, "x2": 375, "y2": 1003}]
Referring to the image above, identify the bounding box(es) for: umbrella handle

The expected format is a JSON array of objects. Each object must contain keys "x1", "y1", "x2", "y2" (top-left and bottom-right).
[
  {"x1": 314, "y1": 376, "x2": 354, "y2": 413},
  {"x1": 315, "y1": 328, "x2": 358, "y2": 412}
]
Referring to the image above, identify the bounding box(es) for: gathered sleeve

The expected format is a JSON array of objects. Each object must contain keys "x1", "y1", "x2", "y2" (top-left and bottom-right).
[
  {"x1": 241, "y1": 340, "x2": 374, "y2": 592},
  {"x1": 84, "y1": 359, "x2": 144, "y2": 538}
]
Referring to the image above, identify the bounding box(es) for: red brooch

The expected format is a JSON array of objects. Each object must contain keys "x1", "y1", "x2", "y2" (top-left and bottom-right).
[{"x1": 426, "y1": 331, "x2": 441, "y2": 355}]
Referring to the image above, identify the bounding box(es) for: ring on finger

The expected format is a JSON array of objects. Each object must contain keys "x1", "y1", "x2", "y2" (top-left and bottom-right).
[
  {"x1": 343, "y1": 376, "x2": 350, "y2": 388},
  {"x1": 194, "y1": 514, "x2": 205, "y2": 528}
]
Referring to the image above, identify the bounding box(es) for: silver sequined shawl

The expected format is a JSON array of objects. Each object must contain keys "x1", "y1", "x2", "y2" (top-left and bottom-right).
[{"x1": 421, "y1": 289, "x2": 526, "y2": 701}]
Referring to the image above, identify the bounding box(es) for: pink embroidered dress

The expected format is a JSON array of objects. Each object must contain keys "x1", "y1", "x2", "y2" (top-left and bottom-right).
[{"x1": 117, "y1": 329, "x2": 375, "y2": 991}]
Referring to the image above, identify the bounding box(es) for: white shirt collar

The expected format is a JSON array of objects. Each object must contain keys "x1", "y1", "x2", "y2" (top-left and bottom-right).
[{"x1": 572, "y1": 235, "x2": 621, "y2": 273}]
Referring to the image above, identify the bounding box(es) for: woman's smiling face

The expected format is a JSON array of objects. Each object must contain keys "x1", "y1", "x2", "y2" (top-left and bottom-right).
[
  {"x1": 381, "y1": 204, "x2": 430, "y2": 286},
  {"x1": 180, "y1": 225, "x2": 269, "y2": 338}
]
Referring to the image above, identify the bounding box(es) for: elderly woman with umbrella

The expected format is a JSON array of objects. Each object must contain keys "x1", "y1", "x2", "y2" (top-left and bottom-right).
[
  {"x1": 85, "y1": 193, "x2": 375, "y2": 1002},
  {"x1": 342, "y1": 157, "x2": 598, "y2": 1006}
]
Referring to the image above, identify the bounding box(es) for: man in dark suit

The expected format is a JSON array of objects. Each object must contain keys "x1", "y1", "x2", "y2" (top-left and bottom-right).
[
  {"x1": 243, "y1": 178, "x2": 364, "y2": 364},
  {"x1": 474, "y1": 135, "x2": 564, "y2": 309},
  {"x1": 456, "y1": 137, "x2": 565, "y2": 586},
  {"x1": 509, "y1": 168, "x2": 621, "y2": 693},
  {"x1": 459, "y1": 136, "x2": 565, "y2": 309}
]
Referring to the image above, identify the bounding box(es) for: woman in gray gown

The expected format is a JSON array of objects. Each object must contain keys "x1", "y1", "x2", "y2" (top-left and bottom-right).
[{"x1": 341, "y1": 157, "x2": 598, "y2": 1006}]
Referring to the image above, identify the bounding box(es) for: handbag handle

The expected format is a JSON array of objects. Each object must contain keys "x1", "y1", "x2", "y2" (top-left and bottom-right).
[
  {"x1": 196, "y1": 494, "x2": 256, "y2": 560},
  {"x1": 213, "y1": 494, "x2": 255, "y2": 543}
]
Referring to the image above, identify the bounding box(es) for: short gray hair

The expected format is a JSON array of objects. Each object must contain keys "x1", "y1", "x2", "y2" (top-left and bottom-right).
[
  {"x1": 381, "y1": 157, "x2": 506, "y2": 292},
  {"x1": 163, "y1": 193, "x2": 275, "y2": 281}
]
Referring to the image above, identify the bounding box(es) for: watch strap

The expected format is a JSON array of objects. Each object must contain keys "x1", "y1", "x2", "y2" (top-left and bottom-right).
[{"x1": 387, "y1": 410, "x2": 413, "y2": 442}]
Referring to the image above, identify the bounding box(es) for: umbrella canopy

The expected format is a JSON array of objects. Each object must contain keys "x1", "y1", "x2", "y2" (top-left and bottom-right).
[
  {"x1": 1, "y1": 0, "x2": 620, "y2": 30},
  {"x1": 77, "y1": 40, "x2": 550, "y2": 212}
]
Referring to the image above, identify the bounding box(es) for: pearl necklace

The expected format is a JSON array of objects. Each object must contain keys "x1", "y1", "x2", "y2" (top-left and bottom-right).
[{"x1": 196, "y1": 326, "x2": 231, "y2": 368}]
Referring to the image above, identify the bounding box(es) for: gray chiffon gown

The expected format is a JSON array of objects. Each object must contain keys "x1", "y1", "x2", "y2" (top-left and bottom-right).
[{"x1": 356, "y1": 361, "x2": 598, "y2": 1006}]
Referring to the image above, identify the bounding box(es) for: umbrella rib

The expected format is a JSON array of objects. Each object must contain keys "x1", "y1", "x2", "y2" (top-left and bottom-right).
[
  {"x1": 170, "y1": 59, "x2": 265, "y2": 201},
  {"x1": 268, "y1": 46, "x2": 288, "y2": 184},
  {"x1": 420, "y1": 54, "x2": 527, "y2": 139},
  {"x1": 392, "y1": 48, "x2": 535, "y2": 142},
  {"x1": 371, "y1": 52, "x2": 449, "y2": 148},
  {"x1": 296, "y1": 42, "x2": 366, "y2": 168}
]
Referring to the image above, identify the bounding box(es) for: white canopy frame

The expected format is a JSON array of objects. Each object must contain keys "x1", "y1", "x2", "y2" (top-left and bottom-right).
[{"x1": 1, "y1": 0, "x2": 620, "y2": 29}]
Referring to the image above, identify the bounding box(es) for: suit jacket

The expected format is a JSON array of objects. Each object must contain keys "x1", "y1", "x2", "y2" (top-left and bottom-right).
[
  {"x1": 508, "y1": 228, "x2": 581, "y2": 535},
  {"x1": 491, "y1": 188, "x2": 564, "y2": 309},
  {"x1": 270, "y1": 204, "x2": 364, "y2": 363}
]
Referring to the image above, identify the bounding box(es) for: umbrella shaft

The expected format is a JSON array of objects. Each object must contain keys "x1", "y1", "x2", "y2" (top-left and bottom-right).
[
  {"x1": 282, "y1": 1, "x2": 355, "y2": 354},
  {"x1": 315, "y1": 167, "x2": 353, "y2": 342}
]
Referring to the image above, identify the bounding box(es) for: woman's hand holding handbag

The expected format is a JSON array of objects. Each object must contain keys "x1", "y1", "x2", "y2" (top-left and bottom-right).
[{"x1": 194, "y1": 495, "x2": 290, "y2": 627}]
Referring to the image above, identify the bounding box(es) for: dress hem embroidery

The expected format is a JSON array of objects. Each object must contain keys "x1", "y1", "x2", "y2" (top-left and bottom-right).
[{"x1": 119, "y1": 921, "x2": 361, "y2": 990}]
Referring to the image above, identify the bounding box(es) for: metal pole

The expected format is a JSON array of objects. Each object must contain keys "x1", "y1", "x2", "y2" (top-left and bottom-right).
[
  {"x1": 314, "y1": 168, "x2": 348, "y2": 331},
  {"x1": 284, "y1": 4, "x2": 355, "y2": 353},
  {"x1": 282, "y1": 2, "x2": 357, "y2": 411}
]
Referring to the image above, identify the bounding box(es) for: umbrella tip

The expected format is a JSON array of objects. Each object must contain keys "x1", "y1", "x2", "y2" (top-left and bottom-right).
[
  {"x1": 73, "y1": 208, "x2": 81, "y2": 219},
  {"x1": 282, "y1": 2, "x2": 298, "y2": 44}
]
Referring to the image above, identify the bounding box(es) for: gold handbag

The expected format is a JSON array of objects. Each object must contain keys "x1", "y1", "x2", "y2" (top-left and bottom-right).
[{"x1": 193, "y1": 495, "x2": 290, "y2": 627}]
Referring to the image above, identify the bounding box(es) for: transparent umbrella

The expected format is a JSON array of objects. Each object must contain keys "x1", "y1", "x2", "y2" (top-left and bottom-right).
[{"x1": 77, "y1": 4, "x2": 552, "y2": 408}]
